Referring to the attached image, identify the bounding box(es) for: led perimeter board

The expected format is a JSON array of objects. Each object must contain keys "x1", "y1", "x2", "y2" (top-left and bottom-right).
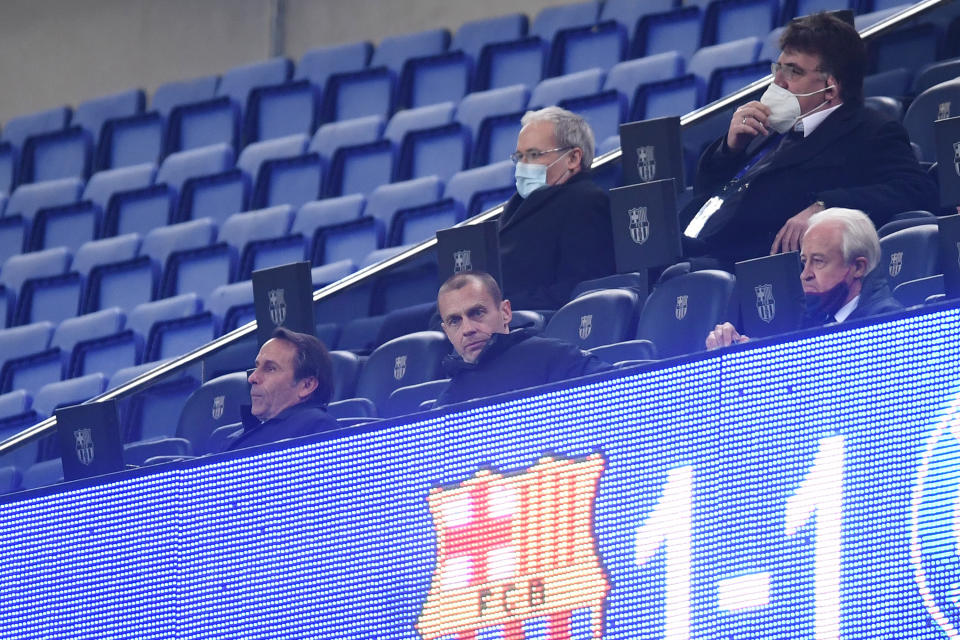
[{"x1": 2, "y1": 305, "x2": 960, "y2": 639}]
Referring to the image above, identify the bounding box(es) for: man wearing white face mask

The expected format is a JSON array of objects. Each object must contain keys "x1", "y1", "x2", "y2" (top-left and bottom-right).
[
  {"x1": 681, "y1": 12, "x2": 936, "y2": 269},
  {"x1": 498, "y1": 106, "x2": 615, "y2": 309}
]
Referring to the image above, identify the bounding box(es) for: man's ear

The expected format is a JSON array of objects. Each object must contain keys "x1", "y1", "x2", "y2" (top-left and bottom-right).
[
  {"x1": 500, "y1": 299, "x2": 513, "y2": 330},
  {"x1": 567, "y1": 147, "x2": 583, "y2": 171},
  {"x1": 825, "y1": 75, "x2": 841, "y2": 102},
  {"x1": 297, "y1": 376, "x2": 319, "y2": 400},
  {"x1": 851, "y1": 256, "x2": 868, "y2": 279}
]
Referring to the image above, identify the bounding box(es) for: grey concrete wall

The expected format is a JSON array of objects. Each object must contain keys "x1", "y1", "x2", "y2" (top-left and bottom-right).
[{"x1": 0, "y1": 0, "x2": 569, "y2": 126}]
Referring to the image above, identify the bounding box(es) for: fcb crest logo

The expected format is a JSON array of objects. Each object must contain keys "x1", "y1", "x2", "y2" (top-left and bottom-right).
[
  {"x1": 579, "y1": 314, "x2": 593, "y2": 340},
  {"x1": 889, "y1": 251, "x2": 903, "y2": 278},
  {"x1": 394, "y1": 355, "x2": 407, "y2": 381},
  {"x1": 417, "y1": 454, "x2": 609, "y2": 639},
  {"x1": 938, "y1": 102, "x2": 952, "y2": 121},
  {"x1": 636, "y1": 145, "x2": 656, "y2": 182},
  {"x1": 755, "y1": 283, "x2": 776, "y2": 323},
  {"x1": 454, "y1": 249, "x2": 472, "y2": 273},
  {"x1": 628, "y1": 207, "x2": 650, "y2": 245},
  {"x1": 953, "y1": 141, "x2": 960, "y2": 177},
  {"x1": 268, "y1": 288, "x2": 287, "y2": 326},
  {"x1": 675, "y1": 294, "x2": 688, "y2": 320},
  {"x1": 212, "y1": 395, "x2": 225, "y2": 420},
  {"x1": 74, "y1": 428, "x2": 95, "y2": 466}
]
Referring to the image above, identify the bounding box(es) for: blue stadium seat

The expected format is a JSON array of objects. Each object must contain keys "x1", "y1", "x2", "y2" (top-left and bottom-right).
[
  {"x1": 72, "y1": 88, "x2": 146, "y2": 149},
  {"x1": 238, "y1": 134, "x2": 309, "y2": 203},
  {"x1": 21, "y1": 458, "x2": 63, "y2": 490},
  {"x1": 2, "y1": 177, "x2": 83, "y2": 262},
  {"x1": 329, "y1": 350, "x2": 363, "y2": 401},
  {"x1": 600, "y1": 0, "x2": 677, "y2": 37},
  {"x1": 321, "y1": 68, "x2": 396, "y2": 122},
  {"x1": 83, "y1": 237, "x2": 160, "y2": 314},
  {"x1": 168, "y1": 371, "x2": 250, "y2": 455},
  {"x1": 455, "y1": 85, "x2": 529, "y2": 167},
  {"x1": 310, "y1": 115, "x2": 385, "y2": 164},
  {"x1": 167, "y1": 57, "x2": 293, "y2": 153},
  {"x1": 0, "y1": 389, "x2": 31, "y2": 421},
  {"x1": 32, "y1": 373, "x2": 107, "y2": 419},
  {"x1": 390, "y1": 198, "x2": 464, "y2": 246},
  {"x1": 245, "y1": 81, "x2": 320, "y2": 143},
  {"x1": 868, "y1": 22, "x2": 942, "y2": 76},
  {"x1": 206, "y1": 280, "x2": 254, "y2": 334},
  {"x1": 451, "y1": 13, "x2": 528, "y2": 61},
  {"x1": 0, "y1": 142, "x2": 17, "y2": 196},
  {"x1": 854, "y1": 5, "x2": 911, "y2": 31},
  {"x1": 550, "y1": 21, "x2": 627, "y2": 77},
  {"x1": 903, "y1": 78, "x2": 960, "y2": 162},
  {"x1": 443, "y1": 160, "x2": 514, "y2": 216},
  {"x1": 542, "y1": 289, "x2": 641, "y2": 349},
  {"x1": 384, "y1": 378, "x2": 451, "y2": 418},
  {"x1": 294, "y1": 195, "x2": 367, "y2": 258},
  {"x1": 313, "y1": 217, "x2": 385, "y2": 266},
  {"x1": 72, "y1": 326, "x2": 142, "y2": 382},
  {"x1": 20, "y1": 127, "x2": 93, "y2": 183},
  {"x1": 912, "y1": 57, "x2": 960, "y2": 96},
  {"x1": 760, "y1": 27, "x2": 785, "y2": 63},
  {"x1": 604, "y1": 52, "x2": 685, "y2": 115},
  {"x1": 588, "y1": 340, "x2": 657, "y2": 367},
  {"x1": 780, "y1": 0, "x2": 854, "y2": 22},
  {"x1": 127, "y1": 293, "x2": 202, "y2": 344},
  {"x1": 97, "y1": 111, "x2": 164, "y2": 170},
  {"x1": 149, "y1": 219, "x2": 223, "y2": 298},
  {"x1": 879, "y1": 224, "x2": 939, "y2": 292},
  {"x1": 530, "y1": 1, "x2": 600, "y2": 43},
  {"x1": 635, "y1": 269, "x2": 736, "y2": 359},
  {"x1": 864, "y1": 68, "x2": 913, "y2": 99},
  {"x1": 707, "y1": 61, "x2": 771, "y2": 102},
  {"x1": 295, "y1": 41, "x2": 372, "y2": 93},
  {"x1": 701, "y1": 0, "x2": 778, "y2": 47},
  {"x1": 559, "y1": 90, "x2": 627, "y2": 143},
  {"x1": 633, "y1": 6, "x2": 703, "y2": 62},
  {"x1": 151, "y1": 75, "x2": 219, "y2": 119},
  {"x1": 51, "y1": 308, "x2": 126, "y2": 377},
  {"x1": 893, "y1": 274, "x2": 944, "y2": 307},
  {"x1": 633, "y1": 74, "x2": 704, "y2": 120},
  {"x1": 397, "y1": 51, "x2": 473, "y2": 110},
  {"x1": 115, "y1": 363, "x2": 199, "y2": 442},
  {"x1": 6, "y1": 247, "x2": 75, "y2": 326},
  {"x1": 529, "y1": 68, "x2": 605, "y2": 109},
  {"x1": 312, "y1": 258, "x2": 356, "y2": 284},
  {"x1": 688, "y1": 37, "x2": 762, "y2": 88},
  {"x1": 397, "y1": 122, "x2": 471, "y2": 182},
  {"x1": 144, "y1": 309, "x2": 216, "y2": 362},
  {"x1": 1, "y1": 106, "x2": 71, "y2": 149},
  {"x1": 85, "y1": 163, "x2": 157, "y2": 211},
  {"x1": 0, "y1": 323, "x2": 54, "y2": 387},
  {"x1": 326, "y1": 137, "x2": 396, "y2": 197},
  {"x1": 370, "y1": 28, "x2": 450, "y2": 75},
  {"x1": 73, "y1": 234, "x2": 141, "y2": 281},
  {"x1": 1, "y1": 346, "x2": 62, "y2": 397},
  {"x1": 475, "y1": 37, "x2": 549, "y2": 91},
  {"x1": 365, "y1": 176, "x2": 444, "y2": 240},
  {"x1": 218, "y1": 205, "x2": 295, "y2": 279},
  {"x1": 352, "y1": 330, "x2": 450, "y2": 414}
]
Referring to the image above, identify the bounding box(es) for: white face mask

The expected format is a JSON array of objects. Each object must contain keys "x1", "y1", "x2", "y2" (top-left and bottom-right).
[
  {"x1": 760, "y1": 82, "x2": 835, "y2": 134},
  {"x1": 514, "y1": 150, "x2": 572, "y2": 198}
]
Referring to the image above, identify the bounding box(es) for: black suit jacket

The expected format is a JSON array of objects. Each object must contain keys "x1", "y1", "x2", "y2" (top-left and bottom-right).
[
  {"x1": 682, "y1": 103, "x2": 938, "y2": 264},
  {"x1": 498, "y1": 171, "x2": 615, "y2": 309}
]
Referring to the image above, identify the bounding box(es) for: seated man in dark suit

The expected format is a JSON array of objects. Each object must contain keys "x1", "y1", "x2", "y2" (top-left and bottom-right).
[
  {"x1": 434, "y1": 271, "x2": 609, "y2": 408},
  {"x1": 682, "y1": 11, "x2": 936, "y2": 269},
  {"x1": 227, "y1": 327, "x2": 338, "y2": 451},
  {"x1": 705, "y1": 207, "x2": 901, "y2": 348},
  {"x1": 499, "y1": 106, "x2": 615, "y2": 309}
]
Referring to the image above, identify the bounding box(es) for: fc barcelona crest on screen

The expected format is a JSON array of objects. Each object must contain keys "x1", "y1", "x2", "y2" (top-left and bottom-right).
[
  {"x1": 74, "y1": 428, "x2": 95, "y2": 466},
  {"x1": 954, "y1": 141, "x2": 960, "y2": 177},
  {"x1": 454, "y1": 250, "x2": 472, "y2": 273},
  {"x1": 636, "y1": 146, "x2": 656, "y2": 182},
  {"x1": 417, "y1": 454, "x2": 609, "y2": 639},
  {"x1": 579, "y1": 314, "x2": 593, "y2": 340},
  {"x1": 755, "y1": 284, "x2": 776, "y2": 323},
  {"x1": 889, "y1": 251, "x2": 903, "y2": 278},
  {"x1": 268, "y1": 288, "x2": 287, "y2": 326},
  {"x1": 628, "y1": 207, "x2": 650, "y2": 245},
  {"x1": 939, "y1": 102, "x2": 952, "y2": 121},
  {"x1": 676, "y1": 295, "x2": 688, "y2": 320},
  {"x1": 394, "y1": 355, "x2": 407, "y2": 381},
  {"x1": 212, "y1": 395, "x2": 225, "y2": 420}
]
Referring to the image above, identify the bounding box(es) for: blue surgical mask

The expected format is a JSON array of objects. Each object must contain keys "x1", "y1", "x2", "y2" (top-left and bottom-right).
[{"x1": 514, "y1": 150, "x2": 571, "y2": 198}]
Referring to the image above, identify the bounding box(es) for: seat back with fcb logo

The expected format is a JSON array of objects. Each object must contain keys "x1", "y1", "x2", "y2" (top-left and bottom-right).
[
  {"x1": 542, "y1": 289, "x2": 641, "y2": 350},
  {"x1": 734, "y1": 252, "x2": 805, "y2": 339},
  {"x1": 55, "y1": 398, "x2": 124, "y2": 482},
  {"x1": 174, "y1": 371, "x2": 250, "y2": 455},
  {"x1": 879, "y1": 224, "x2": 939, "y2": 292},
  {"x1": 353, "y1": 330, "x2": 449, "y2": 415},
  {"x1": 635, "y1": 269, "x2": 736, "y2": 359},
  {"x1": 252, "y1": 261, "x2": 316, "y2": 346}
]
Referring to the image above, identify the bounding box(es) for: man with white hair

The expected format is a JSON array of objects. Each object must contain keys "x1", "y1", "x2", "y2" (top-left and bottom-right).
[
  {"x1": 705, "y1": 207, "x2": 901, "y2": 348},
  {"x1": 499, "y1": 106, "x2": 615, "y2": 310}
]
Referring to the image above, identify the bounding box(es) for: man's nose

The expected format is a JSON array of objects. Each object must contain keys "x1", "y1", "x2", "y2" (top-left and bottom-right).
[{"x1": 247, "y1": 368, "x2": 258, "y2": 384}]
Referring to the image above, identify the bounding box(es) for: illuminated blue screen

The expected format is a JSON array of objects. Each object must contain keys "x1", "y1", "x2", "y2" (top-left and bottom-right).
[{"x1": 2, "y1": 305, "x2": 960, "y2": 639}]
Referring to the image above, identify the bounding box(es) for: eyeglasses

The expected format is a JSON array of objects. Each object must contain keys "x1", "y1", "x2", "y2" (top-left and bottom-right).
[
  {"x1": 771, "y1": 61, "x2": 825, "y2": 82},
  {"x1": 509, "y1": 146, "x2": 572, "y2": 165}
]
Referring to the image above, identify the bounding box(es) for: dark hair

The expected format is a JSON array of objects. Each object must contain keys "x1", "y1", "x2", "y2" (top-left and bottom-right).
[
  {"x1": 437, "y1": 271, "x2": 503, "y2": 306},
  {"x1": 271, "y1": 327, "x2": 334, "y2": 408},
  {"x1": 780, "y1": 11, "x2": 866, "y2": 105}
]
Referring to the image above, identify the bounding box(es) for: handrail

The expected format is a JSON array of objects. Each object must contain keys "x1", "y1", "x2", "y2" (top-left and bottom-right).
[{"x1": 0, "y1": 0, "x2": 948, "y2": 457}]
